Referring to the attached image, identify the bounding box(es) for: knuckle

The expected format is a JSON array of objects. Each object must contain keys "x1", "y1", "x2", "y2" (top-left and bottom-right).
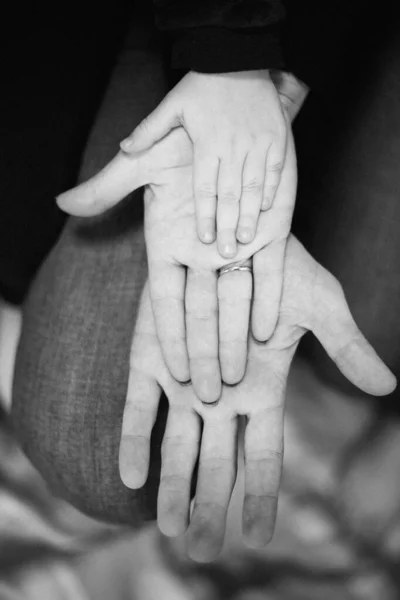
[
  {"x1": 242, "y1": 177, "x2": 263, "y2": 194},
  {"x1": 139, "y1": 116, "x2": 151, "y2": 134},
  {"x1": 219, "y1": 188, "x2": 241, "y2": 204},
  {"x1": 196, "y1": 183, "x2": 216, "y2": 199},
  {"x1": 267, "y1": 161, "x2": 283, "y2": 173}
]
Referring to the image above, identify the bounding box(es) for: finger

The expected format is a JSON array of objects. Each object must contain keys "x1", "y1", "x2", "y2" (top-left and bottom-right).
[
  {"x1": 312, "y1": 276, "x2": 397, "y2": 396},
  {"x1": 193, "y1": 145, "x2": 219, "y2": 244},
  {"x1": 158, "y1": 405, "x2": 201, "y2": 537},
  {"x1": 119, "y1": 370, "x2": 161, "y2": 489},
  {"x1": 261, "y1": 137, "x2": 286, "y2": 211},
  {"x1": 218, "y1": 268, "x2": 252, "y2": 385},
  {"x1": 120, "y1": 96, "x2": 181, "y2": 153},
  {"x1": 252, "y1": 239, "x2": 286, "y2": 342},
  {"x1": 236, "y1": 150, "x2": 266, "y2": 244},
  {"x1": 188, "y1": 417, "x2": 238, "y2": 562},
  {"x1": 119, "y1": 290, "x2": 162, "y2": 488},
  {"x1": 217, "y1": 154, "x2": 244, "y2": 258},
  {"x1": 57, "y1": 152, "x2": 139, "y2": 217},
  {"x1": 149, "y1": 260, "x2": 190, "y2": 382},
  {"x1": 243, "y1": 405, "x2": 284, "y2": 548},
  {"x1": 186, "y1": 268, "x2": 221, "y2": 404}
]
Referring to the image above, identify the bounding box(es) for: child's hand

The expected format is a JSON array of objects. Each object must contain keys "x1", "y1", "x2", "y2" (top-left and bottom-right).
[{"x1": 120, "y1": 70, "x2": 288, "y2": 258}]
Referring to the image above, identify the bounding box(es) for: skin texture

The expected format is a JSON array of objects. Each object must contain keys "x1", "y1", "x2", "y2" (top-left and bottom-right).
[
  {"x1": 57, "y1": 74, "x2": 307, "y2": 403},
  {"x1": 57, "y1": 127, "x2": 296, "y2": 403},
  {"x1": 119, "y1": 70, "x2": 288, "y2": 256},
  {"x1": 119, "y1": 236, "x2": 396, "y2": 562}
]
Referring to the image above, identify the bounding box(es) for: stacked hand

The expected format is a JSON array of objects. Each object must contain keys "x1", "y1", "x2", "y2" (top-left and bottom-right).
[
  {"x1": 56, "y1": 73, "x2": 396, "y2": 559},
  {"x1": 119, "y1": 236, "x2": 396, "y2": 561},
  {"x1": 57, "y1": 75, "x2": 301, "y2": 403}
]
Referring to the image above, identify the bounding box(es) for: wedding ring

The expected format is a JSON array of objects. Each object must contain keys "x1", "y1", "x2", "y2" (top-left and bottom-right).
[{"x1": 218, "y1": 258, "x2": 253, "y2": 277}]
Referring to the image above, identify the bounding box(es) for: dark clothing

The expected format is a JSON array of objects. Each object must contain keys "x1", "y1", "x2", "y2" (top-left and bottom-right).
[{"x1": 152, "y1": 0, "x2": 285, "y2": 72}]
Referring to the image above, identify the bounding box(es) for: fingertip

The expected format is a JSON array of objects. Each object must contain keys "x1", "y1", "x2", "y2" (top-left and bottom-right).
[
  {"x1": 242, "y1": 495, "x2": 277, "y2": 549},
  {"x1": 251, "y1": 318, "x2": 275, "y2": 346},
  {"x1": 193, "y1": 375, "x2": 222, "y2": 405},
  {"x1": 335, "y1": 338, "x2": 398, "y2": 397},
  {"x1": 371, "y1": 368, "x2": 397, "y2": 397},
  {"x1": 55, "y1": 191, "x2": 75, "y2": 211},
  {"x1": 119, "y1": 435, "x2": 149, "y2": 489},
  {"x1": 217, "y1": 231, "x2": 237, "y2": 258},
  {"x1": 119, "y1": 138, "x2": 134, "y2": 152},
  {"x1": 55, "y1": 192, "x2": 89, "y2": 217},
  {"x1": 221, "y1": 356, "x2": 246, "y2": 386},
  {"x1": 187, "y1": 509, "x2": 225, "y2": 563},
  {"x1": 165, "y1": 353, "x2": 190, "y2": 386},
  {"x1": 198, "y1": 218, "x2": 216, "y2": 244},
  {"x1": 157, "y1": 498, "x2": 189, "y2": 538},
  {"x1": 236, "y1": 226, "x2": 255, "y2": 244}
]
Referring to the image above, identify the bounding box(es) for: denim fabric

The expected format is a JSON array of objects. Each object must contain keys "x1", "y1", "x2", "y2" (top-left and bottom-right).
[{"x1": 12, "y1": 21, "x2": 170, "y2": 525}]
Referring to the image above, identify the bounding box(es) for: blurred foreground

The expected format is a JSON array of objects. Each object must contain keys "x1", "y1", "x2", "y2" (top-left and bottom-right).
[{"x1": 1, "y1": 297, "x2": 400, "y2": 600}]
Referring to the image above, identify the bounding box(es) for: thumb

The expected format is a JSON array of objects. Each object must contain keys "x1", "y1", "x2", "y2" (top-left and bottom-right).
[
  {"x1": 120, "y1": 95, "x2": 182, "y2": 153},
  {"x1": 56, "y1": 152, "x2": 141, "y2": 217},
  {"x1": 312, "y1": 278, "x2": 397, "y2": 397}
]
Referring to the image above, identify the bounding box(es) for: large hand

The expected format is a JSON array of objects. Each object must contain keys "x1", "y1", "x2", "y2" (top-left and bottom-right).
[
  {"x1": 57, "y1": 128, "x2": 296, "y2": 404},
  {"x1": 119, "y1": 70, "x2": 289, "y2": 257},
  {"x1": 58, "y1": 74, "x2": 307, "y2": 402},
  {"x1": 119, "y1": 236, "x2": 396, "y2": 562}
]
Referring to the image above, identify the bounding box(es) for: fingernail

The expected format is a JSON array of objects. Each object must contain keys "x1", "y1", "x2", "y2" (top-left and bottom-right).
[
  {"x1": 222, "y1": 244, "x2": 236, "y2": 258},
  {"x1": 120, "y1": 138, "x2": 133, "y2": 151},
  {"x1": 237, "y1": 227, "x2": 254, "y2": 243},
  {"x1": 199, "y1": 218, "x2": 216, "y2": 244},
  {"x1": 218, "y1": 230, "x2": 237, "y2": 257},
  {"x1": 201, "y1": 230, "x2": 215, "y2": 244}
]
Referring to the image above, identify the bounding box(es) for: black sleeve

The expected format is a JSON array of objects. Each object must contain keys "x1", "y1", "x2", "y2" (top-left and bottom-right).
[
  {"x1": 281, "y1": 0, "x2": 365, "y2": 94},
  {"x1": 150, "y1": 0, "x2": 286, "y2": 73}
]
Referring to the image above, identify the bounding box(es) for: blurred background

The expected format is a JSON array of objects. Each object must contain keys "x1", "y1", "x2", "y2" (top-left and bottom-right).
[{"x1": 1, "y1": 4, "x2": 400, "y2": 598}]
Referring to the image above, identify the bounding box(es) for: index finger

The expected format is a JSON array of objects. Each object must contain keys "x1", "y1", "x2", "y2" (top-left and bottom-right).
[{"x1": 119, "y1": 289, "x2": 163, "y2": 489}]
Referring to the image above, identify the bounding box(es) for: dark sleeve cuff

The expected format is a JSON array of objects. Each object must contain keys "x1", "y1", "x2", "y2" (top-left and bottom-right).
[{"x1": 172, "y1": 26, "x2": 285, "y2": 73}]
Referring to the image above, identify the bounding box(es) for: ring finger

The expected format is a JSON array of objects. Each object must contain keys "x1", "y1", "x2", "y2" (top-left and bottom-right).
[{"x1": 218, "y1": 261, "x2": 252, "y2": 385}]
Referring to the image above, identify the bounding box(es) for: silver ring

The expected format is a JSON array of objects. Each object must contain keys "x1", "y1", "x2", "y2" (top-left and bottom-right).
[{"x1": 218, "y1": 259, "x2": 253, "y2": 277}]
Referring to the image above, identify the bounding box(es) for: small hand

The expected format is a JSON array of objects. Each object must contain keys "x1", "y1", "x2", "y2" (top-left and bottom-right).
[
  {"x1": 57, "y1": 128, "x2": 297, "y2": 403},
  {"x1": 119, "y1": 70, "x2": 288, "y2": 257},
  {"x1": 119, "y1": 236, "x2": 396, "y2": 562}
]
